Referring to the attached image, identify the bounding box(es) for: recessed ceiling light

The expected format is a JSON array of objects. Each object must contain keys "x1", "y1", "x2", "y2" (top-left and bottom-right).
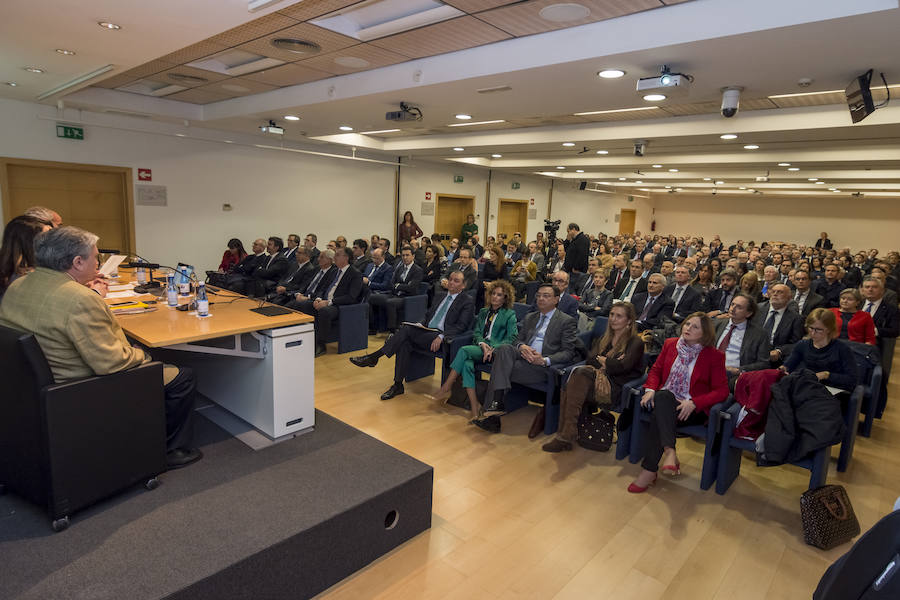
[
  {"x1": 652, "y1": 164, "x2": 662, "y2": 168},
  {"x1": 596, "y1": 150, "x2": 608, "y2": 155},
  {"x1": 55, "y1": 49, "x2": 76, "y2": 56},
  {"x1": 576, "y1": 169, "x2": 584, "y2": 173},
  {"x1": 715, "y1": 180, "x2": 725, "y2": 185},
  {"x1": 167, "y1": 73, "x2": 208, "y2": 85},
  {"x1": 491, "y1": 154, "x2": 502, "y2": 158},
  {"x1": 635, "y1": 180, "x2": 643, "y2": 184},
  {"x1": 455, "y1": 114, "x2": 472, "y2": 120},
  {"x1": 808, "y1": 178, "x2": 818, "y2": 181},
  {"x1": 453, "y1": 147, "x2": 464, "y2": 151},
  {"x1": 643, "y1": 94, "x2": 666, "y2": 102},
  {"x1": 788, "y1": 167, "x2": 800, "y2": 171},
  {"x1": 556, "y1": 166, "x2": 566, "y2": 169},
  {"x1": 284, "y1": 115, "x2": 300, "y2": 121},
  {"x1": 175, "y1": 133, "x2": 186, "y2": 137},
  {"x1": 668, "y1": 168, "x2": 679, "y2": 172},
  {"x1": 720, "y1": 134, "x2": 738, "y2": 140},
  {"x1": 5, "y1": 82, "x2": 17, "y2": 87},
  {"x1": 334, "y1": 56, "x2": 369, "y2": 68},
  {"x1": 739, "y1": 186, "x2": 746, "y2": 190},
  {"x1": 224, "y1": 140, "x2": 234, "y2": 143},
  {"x1": 360, "y1": 128, "x2": 400, "y2": 134},
  {"x1": 618, "y1": 177, "x2": 627, "y2": 181},
  {"x1": 539, "y1": 3, "x2": 591, "y2": 22},
  {"x1": 665, "y1": 185, "x2": 672, "y2": 189},
  {"x1": 832, "y1": 189, "x2": 840, "y2": 192},
  {"x1": 675, "y1": 188, "x2": 683, "y2": 192},
  {"x1": 743, "y1": 144, "x2": 760, "y2": 150},
  {"x1": 828, "y1": 187, "x2": 836, "y2": 191},
  {"x1": 24, "y1": 67, "x2": 44, "y2": 73},
  {"x1": 639, "y1": 188, "x2": 650, "y2": 192},
  {"x1": 597, "y1": 69, "x2": 626, "y2": 79},
  {"x1": 562, "y1": 142, "x2": 575, "y2": 147},
  {"x1": 98, "y1": 21, "x2": 121, "y2": 30},
  {"x1": 815, "y1": 181, "x2": 825, "y2": 184},
  {"x1": 270, "y1": 38, "x2": 321, "y2": 56},
  {"x1": 703, "y1": 177, "x2": 712, "y2": 181},
  {"x1": 778, "y1": 162, "x2": 791, "y2": 166},
  {"x1": 339, "y1": 125, "x2": 353, "y2": 131}
]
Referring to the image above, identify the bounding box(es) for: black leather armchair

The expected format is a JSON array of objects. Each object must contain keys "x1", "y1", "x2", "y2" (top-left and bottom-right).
[{"x1": 0, "y1": 325, "x2": 167, "y2": 531}]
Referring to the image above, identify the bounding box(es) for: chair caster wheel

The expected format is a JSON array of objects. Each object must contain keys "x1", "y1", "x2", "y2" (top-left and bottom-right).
[
  {"x1": 51, "y1": 516, "x2": 70, "y2": 532},
  {"x1": 145, "y1": 477, "x2": 160, "y2": 491}
]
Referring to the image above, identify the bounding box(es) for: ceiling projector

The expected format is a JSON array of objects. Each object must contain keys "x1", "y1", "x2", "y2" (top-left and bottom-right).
[{"x1": 636, "y1": 66, "x2": 692, "y2": 92}]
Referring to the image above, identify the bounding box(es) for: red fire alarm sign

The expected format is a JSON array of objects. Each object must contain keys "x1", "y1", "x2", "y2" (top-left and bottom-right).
[
  {"x1": 138, "y1": 168, "x2": 152, "y2": 182},
  {"x1": 425, "y1": 192, "x2": 432, "y2": 200}
]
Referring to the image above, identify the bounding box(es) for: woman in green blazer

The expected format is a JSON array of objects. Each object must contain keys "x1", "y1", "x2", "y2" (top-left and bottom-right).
[{"x1": 431, "y1": 279, "x2": 518, "y2": 421}]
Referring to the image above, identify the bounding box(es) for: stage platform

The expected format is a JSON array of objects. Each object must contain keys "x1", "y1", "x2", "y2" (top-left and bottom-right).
[{"x1": 0, "y1": 411, "x2": 433, "y2": 600}]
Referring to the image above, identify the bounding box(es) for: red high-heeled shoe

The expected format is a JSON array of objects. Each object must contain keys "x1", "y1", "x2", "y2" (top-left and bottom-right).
[
  {"x1": 627, "y1": 473, "x2": 658, "y2": 493},
  {"x1": 660, "y1": 461, "x2": 681, "y2": 477}
]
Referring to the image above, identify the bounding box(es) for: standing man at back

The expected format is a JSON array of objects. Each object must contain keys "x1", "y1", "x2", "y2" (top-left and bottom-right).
[{"x1": 563, "y1": 223, "x2": 590, "y2": 275}]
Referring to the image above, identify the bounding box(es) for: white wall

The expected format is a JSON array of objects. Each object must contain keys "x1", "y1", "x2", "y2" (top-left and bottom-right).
[
  {"x1": 550, "y1": 181, "x2": 655, "y2": 238},
  {"x1": 487, "y1": 171, "x2": 552, "y2": 243},
  {"x1": 652, "y1": 193, "x2": 900, "y2": 251},
  {"x1": 398, "y1": 161, "x2": 488, "y2": 243}
]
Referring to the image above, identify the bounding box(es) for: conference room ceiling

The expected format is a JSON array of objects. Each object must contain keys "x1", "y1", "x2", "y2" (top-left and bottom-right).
[{"x1": 4, "y1": 0, "x2": 900, "y2": 197}]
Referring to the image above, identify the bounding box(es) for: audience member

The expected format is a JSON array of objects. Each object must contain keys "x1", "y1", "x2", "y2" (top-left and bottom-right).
[
  {"x1": 286, "y1": 248, "x2": 337, "y2": 312},
  {"x1": 398, "y1": 211, "x2": 423, "y2": 244},
  {"x1": 830, "y1": 288, "x2": 876, "y2": 345},
  {"x1": 460, "y1": 214, "x2": 478, "y2": 246},
  {"x1": 815, "y1": 264, "x2": 844, "y2": 307},
  {"x1": 740, "y1": 271, "x2": 763, "y2": 302},
  {"x1": 248, "y1": 236, "x2": 290, "y2": 297},
  {"x1": 537, "y1": 271, "x2": 578, "y2": 319},
  {"x1": 713, "y1": 293, "x2": 770, "y2": 388},
  {"x1": 351, "y1": 238, "x2": 371, "y2": 272},
  {"x1": 305, "y1": 233, "x2": 320, "y2": 263},
  {"x1": 753, "y1": 283, "x2": 804, "y2": 365},
  {"x1": 23, "y1": 205, "x2": 62, "y2": 228},
  {"x1": 578, "y1": 270, "x2": 613, "y2": 317},
  {"x1": 217, "y1": 238, "x2": 247, "y2": 273},
  {"x1": 0, "y1": 216, "x2": 49, "y2": 297},
  {"x1": 563, "y1": 223, "x2": 590, "y2": 274},
  {"x1": 224, "y1": 238, "x2": 266, "y2": 293},
  {"x1": 379, "y1": 238, "x2": 396, "y2": 266},
  {"x1": 283, "y1": 234, "x2": 301, "y2": 260},
  {"x1": 369, "y1": 245, "x2": 424, "y2": 332},
  {"x1": 614, "y1": 259, "x2": 648, "y2": 303},
  {"x1": 665, "y1": 265, "x2": 704, "y2": 322},
  {"x1": 441, "y1": 247, "x2": 477, "y2": 291},
  {"x1": 781, "y1": 308, "x2": 858, "y2": 392},
  {"x1": 632, "y1": 273, "x2": 674, "y2": 332},
  {"x1": 269, "y1": 247, "x2": 316, "y2": 305}
]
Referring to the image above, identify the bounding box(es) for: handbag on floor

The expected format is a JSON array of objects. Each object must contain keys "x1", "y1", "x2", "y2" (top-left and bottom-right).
[
  {"x1": 801, "y1": 484, "x2": 861, "y2": 550},
  {"x1": 577, "y1": 405, "x2": 615, "y2": 452}
]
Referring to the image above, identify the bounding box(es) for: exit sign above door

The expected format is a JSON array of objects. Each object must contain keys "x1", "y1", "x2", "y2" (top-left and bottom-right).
[{"x1": 56, "y1": 124, "x2": 84, "y2": 140}]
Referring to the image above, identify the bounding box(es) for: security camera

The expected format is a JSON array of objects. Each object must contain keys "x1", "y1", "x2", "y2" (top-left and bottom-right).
[
  {"x1": 633, "y1": 139, "x2": 648, "y2": 157},
  {"x1": 721, "y1": 87, "x2": 742, "y2": 118}
]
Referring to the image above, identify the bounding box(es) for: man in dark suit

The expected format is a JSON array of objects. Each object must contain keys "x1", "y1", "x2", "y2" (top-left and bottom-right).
[
  {"x1": 269, "y1": 246, "x2": 317, "y2": 305},
  {"x1": 249, "y1": 236, "x2": 291, "y2": 297},
  {"x1": 663, "y1": 265, "x2": 704, "y2": 322},
  {"x1": 304, "y1": 233, "x2": 320, "y2": 263},
  {"x1": 862, "y1": 276, "x2": 899, "y2": 415},
  {"x1": 714, "y1": 293, "x2": 771, "y2": 390},
  {"x1": 286, "y1": 249, "x2": 337, "y2": 313},
  {"x1": 350, "y1": 271, "x2": 474, "y2": 400},
  {"x1": 283, "y1": 234, "x2": 301, "y2": 260},
  {"x1": 441, "y1": 247, "x2": 477, "y2": 291},
  {"x1": 753, "y1": 284, "x2": 804, "y2": 366},
  {"x1": 562, "y1": 222, "x2": 590, "y2": 274},
  {"x1": 613, "y1": 259, "x2": 648, "y2": 303},
  {"x1": 369, "y1": 245, "x2": 424, "y2": 332},
  {"x1": 351, "y1": 238, "x2": 371, "y2": 273},
  {"x1": 379, "y1": 238, "x2": 396, "y2": 266},
  {"x1": 478, "y1": 283, "x2": 579, "y2": 434},
  {"x1": 570, "y1": 258, "x2": 599, "y2": 297},
  {"x1": 531, "y1": 271, "x2": 578, "y2": 319},
  {"x1": 791, "y1": 270, "x2": 824, "y2": 317},
  {"x1": 503, "y1": 241, "x2": 522, "y2": 267},
  {"x1": 445, "y1": 238, "x2": 460, "y2": 264},
  {"x1": 469, "y1": 234, "x2": 484, "y2": 260},
  {"x1": 224, "y1": 238, "x2": 266, "y2": 293},
  {"x1": 607, "y1": 255, "x2": 629, "y2": 292},
  {"x1": 631, "y1": 274, "x2": 674, "y2": 331},
  {"x1": 814, "y1": 264, "x2": 844, "y2": 308},
  {"x1": 364, "y1": 248, "x2": 395, "y2": 293},
  {"x1": 291, "y1": 247, "x2": 364, "y2": 357}
]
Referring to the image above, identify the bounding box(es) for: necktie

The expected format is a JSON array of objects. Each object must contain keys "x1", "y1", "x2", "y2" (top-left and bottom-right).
[
  {"x1": 615, "y1": 270, "x2": 623, "y2": 287},
  {"x1": 672, "y1": 286, "x2": 684, "y2": 310},
  {"x1": 428, "y1": 295, "x2": 452, "y2": 329},
  {"x1": 640, "y1": 295, "x2": 655, "y2": 320},
  {"x1": 717, "y1": 324, "x2": 734, "y2": 352},
  {"x1": 529, "y1": 314, "x2": 547, "y2": 346},
  {"x1": 620, "y1": 279, "x2": 635, "y2": 300},
  {"x1": 326, "y1": 269, "x2": 344, "y2": 301},
  {"x1": 582, "y1": 278, "x2": 592, "y2": 296},
  {"x1": 865, "y1": 301, "x2": 873, "y2": 313},
  {"x1": 721, "y1": 291, "x2": 731, "y2": 312},
  {"x1": 306, "y1": 270, "x2": 324, "y2": 295},
  {"x1": 764, "y1": 310, "x2": 777, "y2": 342},
  {"x1": 400, "y1": 265, "x2": 408, "y2": 281}
]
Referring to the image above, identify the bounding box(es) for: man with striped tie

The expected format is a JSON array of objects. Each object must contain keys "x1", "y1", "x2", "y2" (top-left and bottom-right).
[{"x1": 350, "y1": 270, "x2": 474, "y2": 400}]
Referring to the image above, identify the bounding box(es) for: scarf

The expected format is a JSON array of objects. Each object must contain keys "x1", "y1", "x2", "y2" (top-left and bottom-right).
[{"x1": 662, "y1": 337, "x2": 705, "y2": 400}]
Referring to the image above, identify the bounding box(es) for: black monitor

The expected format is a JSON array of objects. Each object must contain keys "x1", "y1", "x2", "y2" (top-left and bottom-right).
[{"x1": 846, "y1": 69, "x2": 875, "y2": 124}]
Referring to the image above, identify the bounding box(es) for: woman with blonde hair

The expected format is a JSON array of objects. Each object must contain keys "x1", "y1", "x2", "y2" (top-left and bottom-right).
[{"x1": 740, "y1": 271, "x2": 762, "y2": 303}]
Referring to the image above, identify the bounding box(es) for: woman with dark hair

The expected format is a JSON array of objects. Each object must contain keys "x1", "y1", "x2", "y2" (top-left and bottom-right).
[
  {"x1": 0, "y1": 216, "x2": 49, "y2": 296},
  {"x1": 691, "y1": 264, "x2": 714, "y2": 295},
  {"x1": 709, "y1": 257, "x2": 723, "y2": 284},
  {"x1": 430, "y1": 280, "x2": 518, "y2": 421},
  {"x1": 628, "y1": 312, "x2": 728, "y2": 493},
  {"x1": 476, "y1": 245, "x2": 508, "y2": 306},
  {"x1": 398, "y1": 211, "x2": 423, "y2": 244},
  {"x1": 782, "y1": 308, "x2": 858, "y2": 391},
  {"x1": 543, "y1": 301, "x2": 644, "y2": 452},
  {"x1": 218, "y1": 238, "x2": 247, "y2": 273},
  {"x1": 810, "y1": 256, "x2": 825, "y2": 280}
]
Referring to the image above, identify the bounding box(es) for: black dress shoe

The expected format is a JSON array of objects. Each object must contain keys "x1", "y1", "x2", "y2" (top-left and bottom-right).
[
  {"x1": 474, "y1": 415, "x2": 501, "y2": 433},
  {"x1": 314, "y1": 343, "x2": 326, "y2": 357},
  {"x1": 380, "y1": 382, "x2": 405, "y2": 400},
  {"x1": 482, "y1": 391, "x2": 506, "y2": 416},
  {"x1": 166, "y1": 447, "x2": 203, "y2": 470},
  {"x1": 528, "y1": 407, "x2": 546, "y2": 439},
  {"x1": 541, "y1": 438, "x2": 573, "y2": 453},
  {"x1": 350, "y1": 354, "x2": 379, "y2": 368}
]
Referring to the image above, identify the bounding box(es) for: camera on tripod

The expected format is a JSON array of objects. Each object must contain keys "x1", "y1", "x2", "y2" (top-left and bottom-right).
[{"x1": 544, "y1": 219, "x2": 561, "y2": 246}]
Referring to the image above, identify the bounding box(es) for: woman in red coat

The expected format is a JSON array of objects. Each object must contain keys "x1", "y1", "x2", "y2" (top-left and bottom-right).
[
  {"x1": 629, "y1": 312, "x2": 729, "y2": 493},
  {"x1": 830, "y1": 288, "x2": 876, "y2": 345},
  {"x1": 218, "y1": 238, "x2": 247, "y2": 273}
]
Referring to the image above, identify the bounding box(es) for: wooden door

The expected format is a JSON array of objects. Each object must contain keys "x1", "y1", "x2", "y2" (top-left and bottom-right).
[
  {"x1": 497, "y1": 199, "x2": 528, "y2": 245},
  {"x1": 434, "y1": 194, "x2": 474, "y2": 248},
  {"x1": 618, "y1": 209, "x2": 636, "y2": 235},
  {"x1": 1, "y1": 158, "x2": 135, "y2": 253}
]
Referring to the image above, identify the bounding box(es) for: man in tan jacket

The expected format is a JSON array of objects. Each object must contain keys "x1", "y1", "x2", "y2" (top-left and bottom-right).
[{"x1": 0, "y1": 226, "x2": 200, "y2": 469}]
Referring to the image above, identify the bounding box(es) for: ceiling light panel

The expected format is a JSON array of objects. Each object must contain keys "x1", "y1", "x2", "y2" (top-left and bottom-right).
[
  {"x1": 117, "y1": 79, "x2": 187, "y2": 97},
  {"x1": 446, "y1": 119, "x2": 506, "y2": 127},
  {"x1": 312, "y1": 0, "x2": 464, "y2": 41},
  {"x1": 368, "y1": 16, "x2": 511, "y2": 59},
  {"x1": 188, "y1": 49, "x2": 285, "y2": 76}
]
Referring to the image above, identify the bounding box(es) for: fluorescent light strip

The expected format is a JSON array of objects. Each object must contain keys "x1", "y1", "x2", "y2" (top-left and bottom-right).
[
  {"x1": 573, "y1": 106, "x2": 659, "y2": 116},
  {"x1": 447, "y1": 119, "x2": 505, "y2": 127},
  {"x1": 36, "y1": 64, "x2": 114, "y2": 100},
  {"x1": 360, "y1": 128, "x2": 401, "y2": 134}
]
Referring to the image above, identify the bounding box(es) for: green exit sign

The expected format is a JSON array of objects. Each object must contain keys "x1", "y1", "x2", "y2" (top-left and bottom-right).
[
  {"x1": 453, "y1": 175, "x2": 464, "y2": 183},
  {"x1": 511, "y1": 182, "x2": 520, "y2": 189},
  {"x1": 56, "y1": 124, "x2": 84, "y2": 140}
]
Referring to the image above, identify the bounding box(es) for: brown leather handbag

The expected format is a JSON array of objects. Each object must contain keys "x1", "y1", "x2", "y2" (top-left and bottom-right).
[{"x1": 800, "y1": 484, "x2": 860, "y2": 550}]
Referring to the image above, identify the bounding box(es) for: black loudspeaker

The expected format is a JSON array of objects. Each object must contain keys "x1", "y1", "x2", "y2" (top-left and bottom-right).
[{"x1": 579, "y1": 181, "x2": 587, "y2": 190}]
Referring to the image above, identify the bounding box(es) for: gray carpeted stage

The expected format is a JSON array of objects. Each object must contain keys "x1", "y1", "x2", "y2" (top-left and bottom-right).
[{"x1": 0, "y1": 410, "x2": 433, "y2": 600}]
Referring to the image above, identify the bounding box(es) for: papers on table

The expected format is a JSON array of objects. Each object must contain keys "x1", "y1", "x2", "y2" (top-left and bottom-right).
[
  {"x1": 108, "y1": 283, "x2": 135, "y2": 292},
  {"x1": 98, "y1": 254, "x2": 127, "y2": 277},
  {"x1": 106, "y1": 290, "x2": 140, "y2": 299}
]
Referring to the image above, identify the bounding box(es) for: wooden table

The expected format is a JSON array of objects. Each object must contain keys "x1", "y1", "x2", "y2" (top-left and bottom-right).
[{"x1": 113, "y1": 270, "x2": 316, "y2": 441}]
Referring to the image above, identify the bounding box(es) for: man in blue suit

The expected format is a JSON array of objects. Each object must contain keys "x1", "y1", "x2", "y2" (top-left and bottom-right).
[
  {"x1": 364, "y1": 248, "x2": 394, "y2": 292},
  {"x1": 530, "y1": 271, "x2": 578, "y2": 319}
]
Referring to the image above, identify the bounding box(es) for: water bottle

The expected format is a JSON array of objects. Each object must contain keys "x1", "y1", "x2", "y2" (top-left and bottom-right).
[
  {"x1": 178, "y1": 266, "x2": 190, "y2": 296},
  {"x1": 196, "y1": 282, "x2": 209, "y2": 317},
  {"x1": 135, "y1": 258, "x2": 147, "y2": 285},
  {"x1": 166, "y1": 273, "x2": 177, "y2": 307}
]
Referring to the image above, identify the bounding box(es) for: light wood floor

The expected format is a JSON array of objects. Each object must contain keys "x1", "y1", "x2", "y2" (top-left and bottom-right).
[{"x1": 313, "y1": 336, "x2": 900, "y2": 600}]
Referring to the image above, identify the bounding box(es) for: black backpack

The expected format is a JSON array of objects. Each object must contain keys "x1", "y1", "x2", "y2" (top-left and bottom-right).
[{"x1": 814, "y1": 510, "x2": 900, "y2": 599}]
